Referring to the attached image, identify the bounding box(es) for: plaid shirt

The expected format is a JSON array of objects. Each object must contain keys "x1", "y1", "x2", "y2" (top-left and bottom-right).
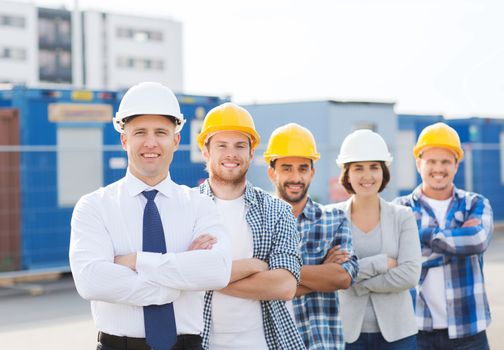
[
  {"x1": 293, "y1": 197, "x2": 358, "y2": 350},
  {"x1": 395, "y1": 185, "x2": 493, "y2": 339},
  {"x1": 200, "y1": 180, "x2": 305, "y2": 350}
]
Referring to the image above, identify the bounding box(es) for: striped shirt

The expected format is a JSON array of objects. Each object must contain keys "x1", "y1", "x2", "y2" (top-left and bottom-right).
[
  {"x1": 395, "y1": 185, "x2": 493, "y2": 339},
  {"x1": 200, "y1": 181, "x2": 306, "y2": 350},
  {"x1": 293, "y1": 198, "x2": 358, "y2": 349}
]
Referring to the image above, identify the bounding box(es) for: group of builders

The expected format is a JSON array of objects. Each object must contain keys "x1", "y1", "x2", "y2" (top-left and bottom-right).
[{"x1": 69, "y1": 82, "x2": 493, "y2": 350}]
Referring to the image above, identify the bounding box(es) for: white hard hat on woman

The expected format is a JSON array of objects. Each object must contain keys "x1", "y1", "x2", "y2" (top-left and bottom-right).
[{"x1": 336, "y1": 129, "x2": 393, "y2": 167}]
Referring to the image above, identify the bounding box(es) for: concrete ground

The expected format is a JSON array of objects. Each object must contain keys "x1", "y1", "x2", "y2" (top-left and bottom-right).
[{"x1": 0, "y1": 233, "x2": 503, "y2": 350}]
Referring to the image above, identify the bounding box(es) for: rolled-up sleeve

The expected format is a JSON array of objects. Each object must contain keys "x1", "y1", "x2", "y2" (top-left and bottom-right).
[{"x1": 269, "y1": 205, "x2": 302, "y2": 283}]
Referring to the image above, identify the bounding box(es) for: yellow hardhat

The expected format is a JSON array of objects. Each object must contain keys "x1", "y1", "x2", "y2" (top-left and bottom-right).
[
  {"x1": 413, "y1": 122, "x2": 464, "y2": 160},
  {"x1": 263, "y1": 123, "x2": 320, "y2": 164},
  {"x1": 197, "y1": 103, "x2": 260, "y2": 150}
]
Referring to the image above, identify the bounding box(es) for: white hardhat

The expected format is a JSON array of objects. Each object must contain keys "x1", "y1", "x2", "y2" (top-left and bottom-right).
[
  {"x1": 336, "y1": 129, "x2": 393, "y2": 167},
  {"x1": 113, "y1": 82, "x2": 186, "y2": 133}
]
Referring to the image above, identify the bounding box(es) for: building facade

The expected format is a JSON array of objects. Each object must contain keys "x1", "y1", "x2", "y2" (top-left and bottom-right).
[
  {"x1": 0, "y1": 1, "x2": 183, "y2": 91},
  {"x1": 0, "y1": 1, "x2": 38, "y2": 85}
]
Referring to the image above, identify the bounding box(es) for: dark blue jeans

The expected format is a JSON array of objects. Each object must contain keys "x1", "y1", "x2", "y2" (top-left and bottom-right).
[
  {"x1": 346, "y1": 332, "x2": 417, "y2": 350},
  {"x1": 417, "y1": 329, "x2": 489, "y2": 350}
]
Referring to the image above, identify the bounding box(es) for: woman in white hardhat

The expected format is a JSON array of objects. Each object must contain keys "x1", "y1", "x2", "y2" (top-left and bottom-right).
[{"x1": 333, "y1": 129, "x2": 421, "y2": 350}]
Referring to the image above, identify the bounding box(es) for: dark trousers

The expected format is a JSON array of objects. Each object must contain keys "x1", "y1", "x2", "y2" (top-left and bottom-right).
[
  {"x1": 345, "y1": 332, "x2": 417, "y2": 350},
  {"x1": 417, "y1": 329, "x2": 489, "y2": 350},
  {"x1": 97, "y1": 343, "x2": 202, "y2": 350},
  {"x1": 97, "y1": 333, "x2": 202, "y2": 350}
]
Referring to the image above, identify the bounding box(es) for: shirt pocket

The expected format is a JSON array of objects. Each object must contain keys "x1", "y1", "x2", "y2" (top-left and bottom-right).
[{"x1": 303, "y1": 240, "x2": 329, "y2": 264}]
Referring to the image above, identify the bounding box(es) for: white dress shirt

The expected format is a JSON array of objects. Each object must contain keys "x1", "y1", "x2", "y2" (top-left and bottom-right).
[{"x1": 69, "y1": 171, "x2": 232, "y2": 337}]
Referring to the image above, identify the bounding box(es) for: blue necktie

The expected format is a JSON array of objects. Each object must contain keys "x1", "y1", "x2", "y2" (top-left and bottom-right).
[{"x1": 142, "y1": 190, "x2": 177, "y2": 350}]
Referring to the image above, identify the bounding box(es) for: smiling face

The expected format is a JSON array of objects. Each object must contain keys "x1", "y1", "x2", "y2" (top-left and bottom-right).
[
  {"x1": 268, "y1": 157, "x2": 315, "y2": 205},
  {"x1": 120, "y1": 114, "x2": 180, "y2": 186},
  {"x1": 346, "y1": 161, "x2": 383, "y2": 198},
  {"x1": 416, "y1": 147, "x2": 458, "y2": 200},
  {"x1": 202, "y1": 130, "x2": 253, "y2": 186}
]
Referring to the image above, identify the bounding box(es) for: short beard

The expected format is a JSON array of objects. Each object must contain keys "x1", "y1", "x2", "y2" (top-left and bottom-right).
[
  {"x1": 209, "y1": 162, "x2": 249, "y2": 188},
  {"x1": 277, "y1": 183, "x2": 309, "y2": 204},
  {"x1": 429, "y1": 183, "x2": 449, "y2": 192}
]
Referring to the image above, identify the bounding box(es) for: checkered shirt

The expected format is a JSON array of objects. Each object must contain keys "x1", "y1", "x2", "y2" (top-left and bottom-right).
[
  {"x1": 394, "y1": 185, "x2": 493, "y2": 339},
  {"x1": 199, "y1": 180, "x2": 305, "y2": 350},
  {"x1": 293, "y1": 197, "x2": 358, "y2": 350}
]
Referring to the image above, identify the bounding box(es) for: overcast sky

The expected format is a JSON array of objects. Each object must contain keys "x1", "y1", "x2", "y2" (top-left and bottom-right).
[{"x1": 11, "y1": 0, "x2": 504, "y2": 116}]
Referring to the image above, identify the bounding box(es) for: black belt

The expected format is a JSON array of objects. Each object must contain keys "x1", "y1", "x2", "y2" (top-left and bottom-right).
[{"x1": 98, "y1": 331, "x2": 202, "y2": 350}]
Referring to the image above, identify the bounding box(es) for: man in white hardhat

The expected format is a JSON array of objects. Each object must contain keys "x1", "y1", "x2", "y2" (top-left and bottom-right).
[
  {"x1": 264, "y1": 123, "x2": 358, "y2": 350},
  {"x1": 70, "y1": 82, "x2": 232, "y2": 350},
  {"x1": 395, "y1": 123, "x2": 493, "y2": 350}
]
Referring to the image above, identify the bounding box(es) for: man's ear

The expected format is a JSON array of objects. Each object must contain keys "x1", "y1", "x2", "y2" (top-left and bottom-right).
[
  {"x1": 173, "y1": 133, "x2": 181, "y2": 150},
  {"x1": 415, "y1": 157, "x2": 421, "y2": 174},
  {"x1": 120, "y1": 132, "x2": 127, "y2": 151},
  {"x1": 202, "y1": 145, "x2": 210, "y2": 162},
  {"x1": 267, "y1": 166, "x2": 276, "y2": 183}
]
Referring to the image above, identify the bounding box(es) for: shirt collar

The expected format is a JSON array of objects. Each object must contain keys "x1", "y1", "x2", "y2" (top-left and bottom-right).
[
  {"x1": 200, "y1": 179, "x2": 258, "y2": 207},
  {"x1": 300, "y1": 196, "x2": 320, "y2": 221},
  {"x1": 124, "y1": 169, "x2": 174, "y2": 198},
  {"x1": 412, "y1": 183, "x2": 461, "y2": 202}
]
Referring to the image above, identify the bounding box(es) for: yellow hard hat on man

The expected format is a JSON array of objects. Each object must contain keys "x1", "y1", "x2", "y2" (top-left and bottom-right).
[
  {"x1": 197, "y1": 102, "x2": 260, "y2": 150},
  {"x1": 263, "y1": 123, "x2": 320, "y2": 164},
  {"x1": 413, "y1": 122, "x2": 464, "y2": 161}
]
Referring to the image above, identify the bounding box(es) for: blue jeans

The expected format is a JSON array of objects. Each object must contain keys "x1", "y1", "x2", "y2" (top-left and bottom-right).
[
  {"x1": 417, "y1": 329, "x2": 489, "y2": 350},
  {"x1": 346, "y1": 332, "x2": 417, "y2": 350}
]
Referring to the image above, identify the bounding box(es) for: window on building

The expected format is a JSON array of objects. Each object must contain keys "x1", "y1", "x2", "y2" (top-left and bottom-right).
[
  {"x1": 57, "y1": 19, "x2": 71, "y2": 45},
  {"x1": 0, "y1": 15, "x2": 26, "y2": 28},
  {"x1": 59, "y1": 50, "x2": 71, "y2": 68},
  {"x1": 116, "y1": 56, "x2": 164, "y2": 71},
  {"x1": 0, "y1": 47, "x2": 27, "y2": 60},
  {"x1": 39, "y1": 18, "x2": 57, "y2": 45},
  {"x1": 39, "y1": 49, "x2": 57, "y2": 76},
  {"x1": 116, "y1": 27, "x2": 163, "y2": 42},
  {"x1": 148, "y1": 31, "x2": 163, "y2": 41}
]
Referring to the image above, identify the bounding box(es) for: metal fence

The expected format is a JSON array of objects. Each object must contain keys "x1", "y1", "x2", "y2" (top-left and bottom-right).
[{"x1": 1, "y1": 142, "x2": 503, "y2": 274}]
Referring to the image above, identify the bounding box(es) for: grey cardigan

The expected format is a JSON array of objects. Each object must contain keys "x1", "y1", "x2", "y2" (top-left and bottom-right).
[{"x1": 333, "y1": 197, "x2": 421, "y2": 343}]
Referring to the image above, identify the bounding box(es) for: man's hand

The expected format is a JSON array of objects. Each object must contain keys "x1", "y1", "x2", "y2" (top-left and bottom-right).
[
  {"x1": 387, "y1": 257, "x2": 398, "y2": 269},
  {"x1": 115, "y1": 253, "x2": 137, "y2": 271},
  {"x1": 462, "y1": 218, "x2": 481, "y2": 228},
  {"x1": 245, "y1": 258, "x2": 269, "y2": 274},
  {"x1": 188, "y1": 234, "x2": 217, "y2": 251},
  {"x1": 323, "y1": 245, "x2": 350, "y2": 264}
]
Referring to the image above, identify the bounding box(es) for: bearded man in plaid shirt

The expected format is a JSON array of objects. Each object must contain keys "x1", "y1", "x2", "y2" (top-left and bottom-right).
[
  {"x1": 264, "y1": 123, "x2": 358, "y2": 350},
  {"x1": 197, "y1": 104, "x2": 305, "y2": 350},
  {"x1": 395, "y1": 122, "x2": 493, "y2": 350}
]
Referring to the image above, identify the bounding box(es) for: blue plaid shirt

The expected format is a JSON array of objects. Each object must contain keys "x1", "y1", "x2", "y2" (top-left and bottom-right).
[
  {"x1": 395, "y1": 185, "x2": 493, "y2": 339},
  {"x1": 200, "y1": 181, "x2": 305, "y2": 350},
  {"x1": 293, "y1": 197, "x2": 358, "y2": 350}
]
